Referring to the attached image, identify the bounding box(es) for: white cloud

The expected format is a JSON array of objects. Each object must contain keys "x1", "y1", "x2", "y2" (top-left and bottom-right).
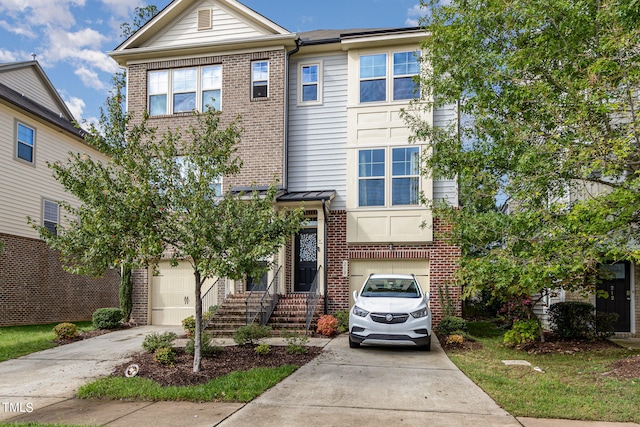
[
  {"x1": 100, "y1": 0, "x2": 145, "y2": 19},
  {"x1": 0, "y1": 48, "x2": 18, "y2": 62},
  {"x1": 45, "y1": 27, "x2": 120, "y2": 73},
  {"x1": 0, "y1": 0, "x2": 85, "y2": 29},
  {"x1": 64, "y1": 94, "x2": 85, "y2": 121},
  {"x1": 406, "y1": 3, "x2": 425, "y2": 27},
  {"x1": 0, "y1": 20, "x2": 36, "y2": 37},
  {"x1": 75, "y1": 66, "x2": 108, "y2": 90}
]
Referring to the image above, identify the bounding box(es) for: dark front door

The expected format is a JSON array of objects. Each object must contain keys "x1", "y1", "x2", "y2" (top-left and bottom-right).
[
  {"x1": 596, "y1": 262, "x2": 631, "y2": 332},
  {"x1": 246, "y1": 261, "x2": 268, "y2": 292},
  {"x1": 295, "y1": 228, "x2": 317, "y2": 292}
]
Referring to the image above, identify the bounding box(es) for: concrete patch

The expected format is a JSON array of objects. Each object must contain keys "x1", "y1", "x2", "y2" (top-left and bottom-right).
[
  {"x1": 107, "y1": 401, "x2": 244, "y2": 427},
  {"x1": 502, "y1": 360, "x2": 532, "y2": 366}
]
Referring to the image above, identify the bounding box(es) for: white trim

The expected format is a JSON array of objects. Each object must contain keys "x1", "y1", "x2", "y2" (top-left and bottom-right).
[
  {"x1": 14, "y1": 119, "x2": 36, "y2": 166},
  {"x1": 298, "y1": 60, "x2": 323, "y2": 106}
]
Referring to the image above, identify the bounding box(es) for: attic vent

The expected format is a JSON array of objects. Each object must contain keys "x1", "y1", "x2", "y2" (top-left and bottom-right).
[{"x1": 197, "y1": 9, "x2": 212, "y2": 31}]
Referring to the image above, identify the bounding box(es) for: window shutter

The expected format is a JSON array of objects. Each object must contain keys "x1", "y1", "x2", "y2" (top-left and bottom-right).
[{"x1": 197, "y1": 9, "x2": 212, "y2": 31}]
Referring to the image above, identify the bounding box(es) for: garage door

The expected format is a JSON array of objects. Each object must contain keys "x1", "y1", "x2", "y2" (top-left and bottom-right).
[
  {"x1": 151, "y1": 261, "x2": 218, "y2": 325},
  {"x1": 349, "y1": 260, "x2": 429, "y2": 308}
]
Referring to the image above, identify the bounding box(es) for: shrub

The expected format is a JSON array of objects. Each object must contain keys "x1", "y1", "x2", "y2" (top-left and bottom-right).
[
  {"x1": 153, "y1": 347, "x2": 175, "y2": 366},
  {"x1": 333, "y1": 310, "x2": 349, "y2": 334},
  {"x1": 594, "y1": 311, "x2": 619, "y2": 339},
  {"x1": 446, "y1": 334, "x2": 464, "y2": 345},
  {"x1": 53, "y1": 322, "x2": 78, "y2": 340},
  {"x1": 437, "y1": 316, "x2": 467, "y2": 336},
  {"x1": 92, "y1": 307, "x2": 123, "y2": 329},
  {"x1": 142, "y1": 331, "x2": 177, "y2": 353},
  {"x1": 255, "y1": 343, "x2": 271, "y2": 355},
  {"x1": 548, "y1": 302, "x2": 595, "y2": 339},
  {"x1": 282, "y1": 331, "x2": 309, "y2": 354},
  {"x1": 316, "y1": 314, "x2": 338, "y2": 337},
  {"x1": 499, "y1": 295, "x2": 535, "y2": 325},
  {"x1": 503, "y1": 319, "x2": 539, "y2": 346},
  {"x1": 182, "y1": 316, "x2": 196, "y2": 337},
  {"x1": 233, "y1": 324, "x2": 272, "y2": 346},
  {"x1": 185, "y1": 334, "x2": 221, "y2": 357}
]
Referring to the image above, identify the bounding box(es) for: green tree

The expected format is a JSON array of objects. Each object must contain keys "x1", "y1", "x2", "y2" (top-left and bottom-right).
[
  {"x1": 120, "y1": 5, "x2": 158, "y2": 39},
  {"x1": 32, "y1": 81, "x2": 304, "y2": 372},
  {"x1": 406, "y1": 0, "x2": 640, "y2": 305}
]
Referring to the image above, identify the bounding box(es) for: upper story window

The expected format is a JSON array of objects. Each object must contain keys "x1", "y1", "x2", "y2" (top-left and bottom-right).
[
  {"x1": 358, "y1": 146, "x2": 421, "y2": 207},
  {"x1": 359, "y1": 51, "x2": 420, "y2": 103},
  {"x1": 299, "y1": 62, "x2": 321, "y2": 104},
  {"x1": 16, "y1": 122, "x2": 35, "y2": 164},
  {"x1": 148, "y1": 65, "x2": 222, "y2": 116},
  {"x1": 251, "y1": 60, "x2": 269, "y2": 98},
  {"x1": 43, "y1": 199, "x2": 59, "y2": 236}
]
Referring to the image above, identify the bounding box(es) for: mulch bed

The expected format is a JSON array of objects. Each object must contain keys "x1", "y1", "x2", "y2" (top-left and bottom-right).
[{"x1": 113, "y1": 346, "x2": 323, "y2": 387}]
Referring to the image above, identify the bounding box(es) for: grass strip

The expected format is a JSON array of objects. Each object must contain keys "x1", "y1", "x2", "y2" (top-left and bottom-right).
[
  {"x1": 77, "y1": 365, "x2": 298, "y2": 402},
  {"x1": 0, "y1": 322, "x2": 93, "y2": 362},
  {"x1": 448, "y1": 322, "x2": 640, "y2": 423}
]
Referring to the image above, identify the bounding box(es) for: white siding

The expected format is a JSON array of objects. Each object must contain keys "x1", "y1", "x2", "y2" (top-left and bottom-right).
[
  {"x1": 288, "y1": 53, "x2": 348, "y2": 210},
  {"x1": 143, "y1": 0, "x2": 271, "y2": 49},
  {"x1": 0, "y1": 104, "x2": 110, "y2": 239},
  {"x1": 433, "y1": 103, "x2": 459, "y2": 206},
  {"x1": 0, "y1": 67, "x2": 62, "y2": 114}
]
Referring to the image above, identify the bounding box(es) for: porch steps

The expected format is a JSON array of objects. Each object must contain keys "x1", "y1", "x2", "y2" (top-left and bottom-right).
[
  {"x1": 267, "y1": 294, "x2": 324, "y2": 335},
  {"x1": 206, "y1": 293, "x2": 263, "y2": 337}
]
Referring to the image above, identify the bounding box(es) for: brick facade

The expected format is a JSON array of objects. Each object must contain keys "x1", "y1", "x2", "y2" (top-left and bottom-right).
[
  {"x1": 325, "y1": 211, "x2": 461, "y2": 325},
  {"x1": 0, "y1": 233, "x2": 119, "y2": 326},
  {"x1": 126, "y1": 50, "x2": 286, "y2": 189}
]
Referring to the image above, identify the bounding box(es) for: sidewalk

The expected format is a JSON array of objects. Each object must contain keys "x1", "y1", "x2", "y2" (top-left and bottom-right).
[{"x1": 1, "y1": 328, "x2": 638, "y2": 427}]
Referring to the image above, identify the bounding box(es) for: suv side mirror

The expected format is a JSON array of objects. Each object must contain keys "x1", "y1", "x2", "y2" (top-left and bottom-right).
[{"x1": 353, "y1": 290, "x2": 358, "y2": 300}]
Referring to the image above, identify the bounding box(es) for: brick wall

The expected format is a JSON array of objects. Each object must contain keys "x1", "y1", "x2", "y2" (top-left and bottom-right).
[
  {"x1": 126, "y1": 50, "x2": 286, "y2": 189},
  {"x1": 0, "y1": 233, "x2": 119, "y2": 326},
  {"x1": 325, "y1": 211, "x2": 461, "y2": 325},
  {"x1": 130, "y1": 267, "x2": 149, "y2": 325}
]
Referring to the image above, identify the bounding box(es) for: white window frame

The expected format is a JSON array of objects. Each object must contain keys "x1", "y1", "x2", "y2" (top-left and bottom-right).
[
  {"x1": 42, "y1": 199, "x2": 59, "y2": 236},
  {"x1": 357, "y1": 146, "x2": 422, "y2": 208},
  {"x1": 358, "y1": 50, "x2": 421, "y2": 104},
  {"x1": 391, "y1": 146, "x2": 421, "y2": 206},
  {"x1": 148, "y1": 65, "x2": 223, "y2": 116},
  {"x1": 251, "y1": 60, "x2": 269, "y2": 99},
  {"x1": 298, "y1": 61, "x2": 322, "y2": 105},
  {"x1": 15, "y1": 120, "x2": 36, "y2": 165}
]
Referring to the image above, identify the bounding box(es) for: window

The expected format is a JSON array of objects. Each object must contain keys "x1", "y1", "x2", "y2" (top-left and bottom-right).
[
  {"x1": 148, "y1": 65, "x2": 222, "y2": 116},
  {"x1": 175, "y1": 156, "x2": 222, "y2": 197},
  {"x1": 43, "y1": 199, "x2": 59, "y2": 236},
  {"x1": 16, "y1": 122, "x2": 35, "y2": 163},
  {"x1": 202, "y1": 66, "x2": 222, "y2": 111},
  {"x1": 358, "y1": 149, "x2": 385, "y2": 206},
  {"x1": 252, "y1": 61, "x2": 269, "y2": 98},
  {"x1": 300, "y1": 63, "x2": 320, "y2": 103},
  {"x1": 360, "y1": 54, "x2": 387, "y2": 103},
  {"x1": 393, "y1": 51, "x2": 420, "y2": 101},
  {"x1": 359, "y1": 51, "x2": 420, "y2": 103},
  {"x1": 392, "y1": 147, "x2": 420, "y2": 205},
  {"x1": 358, "y1": 147, "x2": 421, "y2": 207}
]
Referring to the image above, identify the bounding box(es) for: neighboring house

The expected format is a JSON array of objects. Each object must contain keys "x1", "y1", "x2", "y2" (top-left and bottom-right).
[
  {"x1": 109, "y1": 0, "x2": 461, "y2": 327},
  {"x1": 0, "y1": 61, "x2": 120, "y2": 326}
]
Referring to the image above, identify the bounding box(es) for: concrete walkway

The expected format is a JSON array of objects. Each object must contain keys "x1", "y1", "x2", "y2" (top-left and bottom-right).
[{"x1": 1, "y1": 327, "x2": 638, "y2": 426}]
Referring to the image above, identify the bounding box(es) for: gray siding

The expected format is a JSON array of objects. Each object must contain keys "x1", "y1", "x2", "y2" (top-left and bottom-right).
[
  {"x1": 433, "y1": 103, "x2": 459, "y2": 206},
  {"x1": 0, "y1": 67, "x2": 62, "y2": 114},
  {"x1": 288, "y1": 54, "x2": 348, "y2": 210}
]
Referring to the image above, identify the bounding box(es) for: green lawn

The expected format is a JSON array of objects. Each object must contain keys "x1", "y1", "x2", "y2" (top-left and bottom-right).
[
  {"x1": 448, "y1": 321, "x2": 640, "y2": 423},
  {"x1": 0, "y1": 322, "x2": 93, "y2": 362}
]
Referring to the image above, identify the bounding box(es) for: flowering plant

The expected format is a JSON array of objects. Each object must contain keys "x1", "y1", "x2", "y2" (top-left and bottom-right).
[{"x1": 316, "y1": 314, "x2": 338, "y2": 337}]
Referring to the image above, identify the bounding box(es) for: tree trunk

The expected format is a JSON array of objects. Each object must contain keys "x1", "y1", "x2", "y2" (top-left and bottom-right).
[{"x1": 193, "y1": 269, "x2": 203, "y2": 373}]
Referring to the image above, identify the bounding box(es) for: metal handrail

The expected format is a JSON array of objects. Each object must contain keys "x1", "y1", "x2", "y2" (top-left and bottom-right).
[
  {"x1": 305, "y1": 265, "x2": 322, "y2": 334},
  {"x1": 246, "y1": 265, "x2": 282, "y2": 326},
  {"x1": 200, "y1": 277, "x2": 220, "y2": 327}
]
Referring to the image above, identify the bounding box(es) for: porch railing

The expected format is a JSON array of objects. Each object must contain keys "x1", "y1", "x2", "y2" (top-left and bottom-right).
[
  {"x1": 305, "y1": 265, "x2": 323, "y2": 334},
  {"x1": 200, "y1": 278, "x2": 220, "y2": 327},
  {"x1": 246, "y1": 265, "x2": 282, "y2": 326}
]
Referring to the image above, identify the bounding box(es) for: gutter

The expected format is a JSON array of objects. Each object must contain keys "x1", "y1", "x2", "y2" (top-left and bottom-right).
[{"x1": 283, "y1": 37, "x2": 301, "y2": 190}]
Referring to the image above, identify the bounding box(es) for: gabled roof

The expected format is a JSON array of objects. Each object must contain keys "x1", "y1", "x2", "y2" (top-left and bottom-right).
[
  {"x1": 0, "y1": 60, "x2": 75, "y2": 121},
  {"x1": 0, "y1": 81, "x2": 85, "y2": 140}
]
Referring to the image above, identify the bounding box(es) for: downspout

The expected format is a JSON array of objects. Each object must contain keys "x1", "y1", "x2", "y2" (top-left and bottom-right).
[
  {"x1": 322, "y1": 199, "x2": 329, "y2": 314},
  {"x1": 283, "y1": 38, "x2": 301, "y2": 190}
]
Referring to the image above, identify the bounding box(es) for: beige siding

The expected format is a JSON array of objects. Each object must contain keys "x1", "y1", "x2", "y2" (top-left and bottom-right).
[
  {"x1": 0, "y1": 104, "x2": 110, "y2": 239},
  {"x1": 0, "y1": 67, "x2": 62, "y2": 114},
  {"x1": 143, "y1": 0, "x2": 270, "y2": 50}
]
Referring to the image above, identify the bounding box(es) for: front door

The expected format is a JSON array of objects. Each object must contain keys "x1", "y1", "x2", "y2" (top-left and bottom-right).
[
  {"x1": 295, "y1": 228, "x2": 317, "y2": 292},
  {"x1": 596, "y1": 262, "x2": 631, "y2": 332}
]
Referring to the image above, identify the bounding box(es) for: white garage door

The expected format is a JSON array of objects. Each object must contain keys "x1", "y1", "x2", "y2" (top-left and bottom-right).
[
  {"x1": 349, "y1": 260, "x2": 429, "y2": 308},
  {"x1": 151, "y1": 261, "x2": 218, "y2": 326}
]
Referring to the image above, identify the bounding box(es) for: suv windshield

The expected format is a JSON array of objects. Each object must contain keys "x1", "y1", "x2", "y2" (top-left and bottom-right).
[{"x1": 361, "y1": 278, "x2": 421, "y2": 298}]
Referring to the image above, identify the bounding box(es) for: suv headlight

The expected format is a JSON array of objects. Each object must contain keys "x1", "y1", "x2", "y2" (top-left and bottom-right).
[
  {"x1": 410, "y1": 307, "x2": 428, "y2": 318},
  {"x1": 352, "y1": 305, "x2": 369, "y2": 317}
]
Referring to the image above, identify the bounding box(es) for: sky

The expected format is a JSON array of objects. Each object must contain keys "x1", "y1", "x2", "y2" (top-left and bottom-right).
[{"x1": 0, "y1": 0, "x2": 425, "y2": 128}]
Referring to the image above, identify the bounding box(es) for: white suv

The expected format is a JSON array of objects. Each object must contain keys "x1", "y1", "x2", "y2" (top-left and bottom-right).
[{"x1": 349, "y1": 273, "x2": 432, "y2": 350}]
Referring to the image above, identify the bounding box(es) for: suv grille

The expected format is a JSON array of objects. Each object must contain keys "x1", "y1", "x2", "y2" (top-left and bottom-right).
[{"x1": 370, "y1": 313, "x2": 409, "y2": 324}]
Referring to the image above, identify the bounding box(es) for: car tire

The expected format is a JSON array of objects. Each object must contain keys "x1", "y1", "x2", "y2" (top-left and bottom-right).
[
  {"x1": 349, "y1": 335, "x2": 360, "y2": 348},
  {"x1": 419, "y1": 335, "x2": 431, "y2": 351}
]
